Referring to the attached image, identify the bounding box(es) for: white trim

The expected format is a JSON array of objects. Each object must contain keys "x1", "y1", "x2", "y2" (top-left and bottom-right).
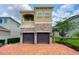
[
  {"x1": 35, "y1": 22, "x2": 52, "y2": 24},
  {"x1": 36, "y1": 31, "x2": 51, "y2": 32},
  {"x1": 21, "y1": 31, "x2": 35, "y2": 33},
  {"x1": 5, "y1": 39, "x2": 7, "y2": 44}
]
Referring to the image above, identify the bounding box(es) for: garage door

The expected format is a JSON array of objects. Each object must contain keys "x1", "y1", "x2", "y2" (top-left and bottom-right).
[
  {"x1": 23, "y1": 33, "x2": 34, "y2": 44},
  {"x1": 37, "y1": 33, "x2": 49, "y2": 44}
]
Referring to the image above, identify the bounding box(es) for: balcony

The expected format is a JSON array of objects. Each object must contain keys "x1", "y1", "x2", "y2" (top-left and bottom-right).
[
  {"x1": 21, "y1": 21, "x2": 35, "y2": 28},
  {"x1": 21, "y1": 14, "x2": 35, "y2": 28}
]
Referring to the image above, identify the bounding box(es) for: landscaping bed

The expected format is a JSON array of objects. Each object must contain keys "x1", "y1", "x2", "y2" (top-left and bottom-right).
[
  {"x1": 0, "y1": 40, "x2": 5, "y2": 46},
  {"x1": 0, "y1": 38, "x2": 20, "y2": 47}
]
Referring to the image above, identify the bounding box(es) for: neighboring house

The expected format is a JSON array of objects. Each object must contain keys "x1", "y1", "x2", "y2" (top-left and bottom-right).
[
  {"x1": 0, "y1": 17, "x2": 20, "y2": 44},
  {"x1": 20, "y1": 6, "x2": 53, "y2": 44},
  {"x1": 0, "y1": 26, "x2": 10, "y2": 43},
  {"x1": 66, "y1": 14, "x2": 79, "y2": 38},
  {"x1": 55, "y1": 14, "x2": 79, "y2": 38}
]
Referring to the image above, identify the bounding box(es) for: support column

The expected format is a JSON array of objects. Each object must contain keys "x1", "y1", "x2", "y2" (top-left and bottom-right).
[
  {"x1": 49, "y1": 37, "x2": 52, "y2": 44},
  {"x1": 34, "y1": 33, "x2": 37, "y2": 44},
  {"x1": 49, "y1": 33, "x2": 52, "y2": 44},
  {"x1": 5, "y1": 38, "x2": 7, "y2": 44}
]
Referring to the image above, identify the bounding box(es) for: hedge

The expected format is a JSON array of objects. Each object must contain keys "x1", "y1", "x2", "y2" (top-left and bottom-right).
[
  {"x1": 0, "y1": 40, "x2": 5, "y2": 45},
  {"x1": 7, "y1": 38, "x2": 20, "y2": 44}
]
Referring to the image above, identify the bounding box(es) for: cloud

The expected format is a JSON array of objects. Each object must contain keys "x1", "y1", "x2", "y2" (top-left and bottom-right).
[
  {"x1": 0, "y1": 12, "x2": 9, "y2": 16},
  {"x1": 52, "y1": 4, "x2": 75, "y2": 26},
  {"x1": 61, "y1": 4, "x2": 72, "y2": 9},
  {"x1": 72, "y1": 9, "x2": 79, "y2": 16},
  {"x1": 60, "y1": 4, "x2": 75, "y2": 11},
  {"x1": 0, "y1": 4, "x2": 32, "y2": 22},
  {"x1": 7, "y1": 4, "x2": 32, "y2": 11},
  {"x1": 53, "y1": 4, "x2": 75, "y2": 18},
  {"x1": 20, "y1": 4, "x2": 32, "y2": 10},
  {"x1": 6, "y1": 4, "x2": 32, "y2": 14},
  {"x1": 7, "y1": 6, "x2": 13, "y2": 11}
]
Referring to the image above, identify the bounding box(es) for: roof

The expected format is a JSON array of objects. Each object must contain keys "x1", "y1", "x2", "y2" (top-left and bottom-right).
[
  {"x1": 34, "y1": 6, "x2": 53, "y2": 9},
  {"x1": 0, "y1": 17, "x2": 20, "y2": 25},
  {"x1": 20, "y1": 10, "x2": 34, "y2": 13},
  {"x1": 20, "y1": 10, "x2": 34, "y2": 15},
  {"x1": 67, "y1": 14, "x2": 79, "y2": 21},
  {"x1": 0, "y1": 25, "x2": 10, "y2": 32}
]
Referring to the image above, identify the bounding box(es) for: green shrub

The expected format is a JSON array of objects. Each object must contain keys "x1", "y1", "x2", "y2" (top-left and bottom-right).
[
  {"x1": 0, "y1": 40, "x2": 5, "y2": 45},
  {"x1": 73, "y1": 32, "x2": 79, "y2": 38},
  {"x1": 7, "y1": 38, "x2": 20, "y2": 44}
]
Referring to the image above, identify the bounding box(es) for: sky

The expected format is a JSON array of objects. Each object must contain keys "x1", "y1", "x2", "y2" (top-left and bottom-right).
[{"x1": 0, "y1": 4, "x2": 79, "y2": 26}]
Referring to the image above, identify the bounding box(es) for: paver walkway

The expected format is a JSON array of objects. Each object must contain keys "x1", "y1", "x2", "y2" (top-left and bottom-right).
[{"x1": 0, "y1": 44, "x2": 78, "y2": 55}]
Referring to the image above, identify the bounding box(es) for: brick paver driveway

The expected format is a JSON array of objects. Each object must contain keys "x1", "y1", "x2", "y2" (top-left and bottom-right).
[{"x1": 0, "y1": 44, "x2": 78, "y2": 55}]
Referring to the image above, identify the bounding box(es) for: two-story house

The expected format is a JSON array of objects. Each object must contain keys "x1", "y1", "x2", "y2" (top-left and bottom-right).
[
  {"x1": 20, "y1": 6, "x2": 53, "y2": 44},
  {"x1": 0, "y1": 17, "x2": 20, "y2": 44}
]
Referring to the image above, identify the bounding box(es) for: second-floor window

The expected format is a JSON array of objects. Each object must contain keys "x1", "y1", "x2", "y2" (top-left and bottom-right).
[
  {"x1": 37, "y1": 11, "x2": 42, "y2": 17},
  {"x1": 3, "y1": 18, "x2": 7, "y2": 23},
  {"x1": 0, "y1": 18, "x2": 7, "y2": 24},
  {"x1": 45, "y1": 11, "x2": 50, "y2": 17},
  {"x1": 0, "y1": 18, "x2": 2, "y2": 24}
]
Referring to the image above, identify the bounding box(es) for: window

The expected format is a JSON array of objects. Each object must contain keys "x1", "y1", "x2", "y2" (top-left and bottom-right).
[
  {"x1": 37, "y1": 11, "x2": 42, "y2": 17},
  {"x1": 45, "y1": 13, "x2": 50, "y2": 16},
  {"x1": 0, "y1": 18, "x2": 7, "y2": 24},
  {"x1": 3, "y1": 18, "x2": 7, "y2": 23},
  {"x1": 0, "y1": 18, "x2": 3, "y2": 24},
  {"x1": 45, "y1": 11, "x2": 50, "y2": 17},
  {"x1": 37, "y1": 13, "x2": 42, "y2": 16}
]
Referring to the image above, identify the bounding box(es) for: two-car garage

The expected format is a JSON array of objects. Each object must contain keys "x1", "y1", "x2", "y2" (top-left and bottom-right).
[{"x1": 23, "y1": 33, "x2": 50, "y2": 44}]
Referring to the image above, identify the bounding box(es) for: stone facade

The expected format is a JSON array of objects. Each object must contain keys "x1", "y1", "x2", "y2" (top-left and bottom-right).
[
  {"x1": 20, "y1": 6, "x2": 53, "y2": 44},
  {"x1": 35, "y1": 24, "x2": 52, "y2": 32}
]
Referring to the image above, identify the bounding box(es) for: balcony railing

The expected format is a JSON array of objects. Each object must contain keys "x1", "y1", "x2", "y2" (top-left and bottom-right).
[{"x1": 21, "y1": 21, "x2": 35, "y2": 28}]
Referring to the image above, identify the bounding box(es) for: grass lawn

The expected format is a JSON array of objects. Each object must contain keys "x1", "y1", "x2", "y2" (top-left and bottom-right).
[
  {"x1": 55, "y1": 37, "x2": 79, "y2": 47},
  {"x1": 66, "y1": 39, "x2": 79, "y2": 47}
]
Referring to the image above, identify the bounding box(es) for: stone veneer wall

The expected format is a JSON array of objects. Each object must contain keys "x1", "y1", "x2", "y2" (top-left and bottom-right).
[{"x1": 35, "y1": 24, "x2": 52, "y2": 32}]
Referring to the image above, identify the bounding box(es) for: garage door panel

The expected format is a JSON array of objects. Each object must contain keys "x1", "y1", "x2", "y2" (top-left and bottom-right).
[
  {"x1": 37, "y1": 33, "x2": 49, "y2": 44},
  {"x1": 23, "y1": 33, "x2": 34, "y2": 44}
]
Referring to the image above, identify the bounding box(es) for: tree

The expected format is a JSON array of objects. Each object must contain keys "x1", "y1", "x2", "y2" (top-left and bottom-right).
[
  {"x1": 52, "y1": 18, "x2": 75, "y2": 42},
  {"x1": 52, "y1": 27, "x2": 59, "y2": 43}
]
